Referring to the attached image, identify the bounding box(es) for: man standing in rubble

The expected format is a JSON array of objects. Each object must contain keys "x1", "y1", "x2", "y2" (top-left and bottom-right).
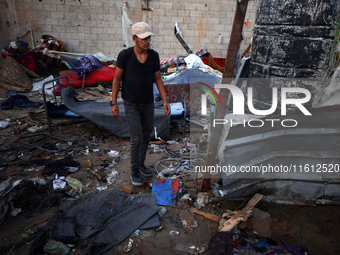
[{"x1": 111, "y1": 22, "x2": 171, "y2": 186}]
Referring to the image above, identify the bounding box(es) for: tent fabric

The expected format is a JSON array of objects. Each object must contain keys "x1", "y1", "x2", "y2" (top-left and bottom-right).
[
  {"x1": 160, "y1": 68, "x2": 222, "y2": 116},
  {"x1": 0, "y1": 56, "x2": 39, "y2": 92},
  {"x1": 61, "y1": 86, "x2": 170, "y2": 139},
  {"x1": 30, "y1": 189, "x2": 160, "y2": 255}
]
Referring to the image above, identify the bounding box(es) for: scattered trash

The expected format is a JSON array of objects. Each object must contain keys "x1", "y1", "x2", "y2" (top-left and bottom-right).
[
  {"x1": 180, "y1": 193, "x2": 191, "y2": 201},
  {"x1": 211, "y1": 182, "x2": 223, "y2": 197},
  {"x1": 106, "y1": 169, "x2": 119, "y2": 185},
  {"x1": 53, "y1": 175, "x2": 66, "y2": 190},
  {"x1": 0, "y1": 120, "x2": 10, "y2": 128},
  {"x1": 32, "y1": 75, "x2": 54, "y2": 92},
  {"x1": 151, "y1": 179, "x2": 179, "y2": 206},
  {"x1": 83, "y1": 148, "x2": 90, "y2": 155},
  {"x1": 10, "y1": 207, "x2": 21, "y2": 217},
  {"x1": 156, "y1": 158, "x2": 181, "y2": 177},
  {"x1": 197, "y1": 192, "x2": 209, "y2": 204},
  {"x1": 194, "y1": 198, "x2": 205, "y2": 209},
  {"x1": 21, "y1": 233, "x2": 33, "y2": 245},
  {"x1": 64, "y1": 176, "x2": 87, "y2": 194},
  {"x1": 123, "y1": 238, "x2": 134, "y2": 252},
  {"x1": 189, "y1": 244, "x2": 208, "y2": 254},
  {"x1": 87, "y1": 159, "x2": 102, "y2": 181},
  {"x1": 27, "y1": 124, "x2": 48, "y2": 133},
  {"x1": 169, "y1": 230, "x2": 180, "y2": 236},
  {"x1": 98, "y1": 84, "x2": 105, "y2": 93},
  {"x1": 65, "y1": 166, "x2": 78, "y2": 173},
  {"x1": 167, "y1": 140, "x2": 178, "y2": 145},
  {"x1": 107, "y1": 150, "x2": 119, "y2": 157},
  {"x1": 151, "y1": 144, "x2": 163, "y2": 153},
  {"x1": 43, "y1": 239, "x2": 70, "y2": 255},
  {"x1": 25, "y1": 167, "x2": 35, "y2": 172},
  {"x1": 190, "y1": 220, "x2": 198, "y2": 228},
  {"x1": 157, "y1": 206, "x2": 168, "y2": 217},
  {"x1": 132, "y1": 229, "x2": 154, "y2": 239},
  {"x1": 154, "y1": 225, "x2": 163, "y2": 232},
  {"x1": 96, "y1": 185, "x2": 107, "y2": 191}
]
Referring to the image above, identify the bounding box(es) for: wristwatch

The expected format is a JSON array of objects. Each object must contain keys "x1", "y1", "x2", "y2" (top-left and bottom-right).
[{"x1": 110, "y1": 100, "x2": 117, "y2": 106}]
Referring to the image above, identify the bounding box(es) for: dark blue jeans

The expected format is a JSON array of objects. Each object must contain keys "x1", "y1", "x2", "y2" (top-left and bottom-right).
[{"x1": 124, "y1": 100, "x2": 154, "y2": 171}]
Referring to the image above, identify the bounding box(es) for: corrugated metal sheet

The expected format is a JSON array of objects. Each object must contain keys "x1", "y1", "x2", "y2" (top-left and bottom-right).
[{"x1": 216, "y1": 105, "x2": 340, "y2": 205}]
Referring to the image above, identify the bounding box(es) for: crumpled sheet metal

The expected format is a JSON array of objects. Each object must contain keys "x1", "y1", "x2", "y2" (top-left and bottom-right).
[{"x1": 217, "y1": 105, "x2": 340, "y2": 205}]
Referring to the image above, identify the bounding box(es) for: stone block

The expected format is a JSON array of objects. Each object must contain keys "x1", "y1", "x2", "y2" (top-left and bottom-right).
[
  {"x1": 51, "y1": 11, "x2": 64, "y2": 19},
  {"x1": 44, "y1": 4, "x2": 57, "y2": 12}
]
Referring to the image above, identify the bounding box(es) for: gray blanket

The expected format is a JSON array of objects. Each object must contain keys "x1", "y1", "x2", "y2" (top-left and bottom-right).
[{"x1": 61, "y1": 86, "x2": 170, "y2": 139}]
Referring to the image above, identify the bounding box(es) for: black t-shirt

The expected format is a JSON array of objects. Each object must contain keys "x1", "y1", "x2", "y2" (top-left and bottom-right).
[{"x1": 116, "y1": 47, "x2": 160, "y2": 104}]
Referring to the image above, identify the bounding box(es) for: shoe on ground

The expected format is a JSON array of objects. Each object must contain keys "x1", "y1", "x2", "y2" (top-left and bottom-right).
[
  {"x1": 131, "y1": 169, "x2": 144, "y2": 186},
  {"x1": 139, "y1": 165, "x2": 152, "y2": 177}
]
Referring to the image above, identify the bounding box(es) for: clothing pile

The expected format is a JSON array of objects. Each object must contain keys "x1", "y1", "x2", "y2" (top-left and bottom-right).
[
  {"x1": 70, "y1": 54, "x2": 104, "y2": 79},
  {"x1": 34, "y1": 35, "x2": 64, "y2": 67},
  {"x1": 1, "y1": 35, "x2": 68, "y2": 76},
  {"x1": 1, "y1": 41, "x2": 37, "y2": 72}
]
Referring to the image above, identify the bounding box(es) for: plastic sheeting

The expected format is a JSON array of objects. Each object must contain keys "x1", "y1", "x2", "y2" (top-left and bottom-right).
[
  {"x1": 61, "y1": 86, "x2": 170, "y2": 139},
  {"x1": 122, "y1": 6, "x2": 132, "y2": 48},
  {"x1": 30, "y1": 189, "x2": 160, "y2": 255},
  {"x1": 162, "y1": 68, "x2": 221, "y2": 86},
  {"x1": 315, "y1": 66, "x2": 340, "y2": 108}
]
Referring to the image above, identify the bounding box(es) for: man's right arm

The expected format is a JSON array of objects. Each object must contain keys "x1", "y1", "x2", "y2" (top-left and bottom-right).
[{"x1": 111, "y1": 67, "x2": 124, "y2": 118}]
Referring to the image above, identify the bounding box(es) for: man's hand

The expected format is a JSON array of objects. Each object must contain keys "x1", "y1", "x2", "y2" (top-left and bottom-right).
[
  {"x1": 164, "y1": 102, "x2": 171, "y2": 115},
  {"x1": 111, "y1": 104, "x2": 119, "y2": 118}
]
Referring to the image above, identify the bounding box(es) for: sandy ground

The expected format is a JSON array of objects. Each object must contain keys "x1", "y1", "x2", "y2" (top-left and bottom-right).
[{"x1": 1, "y1": 87, "x2": 340, "y2": 255}]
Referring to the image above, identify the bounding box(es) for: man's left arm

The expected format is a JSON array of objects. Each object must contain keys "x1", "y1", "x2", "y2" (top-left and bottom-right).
[{"x1": 154, "y1": 71, "x2": 171, "y2": 115}]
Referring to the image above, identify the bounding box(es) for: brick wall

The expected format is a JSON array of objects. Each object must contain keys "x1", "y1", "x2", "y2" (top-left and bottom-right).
[{"x1": 0, "y1": 0, "x2": 257, "y2": 64}]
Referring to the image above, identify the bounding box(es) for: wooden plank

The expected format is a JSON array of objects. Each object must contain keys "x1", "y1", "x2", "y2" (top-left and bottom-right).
[
  {"x1": 190, "y1": 207, "x2": 221, "y2": 223},
  {"x1": 220, "y1": 193, "x2": 263, "y2": 232},
  {"x1": 200, "y1": 0, "x2": 249, "y2": 191}
]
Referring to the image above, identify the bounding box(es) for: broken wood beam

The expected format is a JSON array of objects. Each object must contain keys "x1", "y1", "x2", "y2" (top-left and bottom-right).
[
  {"x1": 200, "y1": 0, "x2": 249, "y2": 192},
  {"x1": 190, "y1": 207, "x2": 222, "y2": 223},
  {"x1": 220, "y1": 193, "x2": 263, "y2": 232}
]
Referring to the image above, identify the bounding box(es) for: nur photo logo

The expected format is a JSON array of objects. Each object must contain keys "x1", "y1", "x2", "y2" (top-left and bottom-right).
[{"x1": 199, "y1": 82, "x2": 312, "y2": 128}]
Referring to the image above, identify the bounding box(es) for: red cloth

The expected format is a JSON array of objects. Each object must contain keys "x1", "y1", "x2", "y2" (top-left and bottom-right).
[
  {"x1": 1, "y1": 49, "x2": 37, "y2": 72},
  {"x1": 60, "y1": 66, "x2": 116, "y2": 87}
]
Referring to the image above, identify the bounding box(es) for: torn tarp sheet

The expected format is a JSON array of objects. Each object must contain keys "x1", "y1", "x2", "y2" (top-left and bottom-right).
[
  {"x1": 30, "y1": 189, "x2": 160, "y2": 255},
  {"x1": 61, "y1": 86, "x2": 170, "y2": 140},
  {"x1": 151, "y1": 179, "x2": 179, "y2": 206}
]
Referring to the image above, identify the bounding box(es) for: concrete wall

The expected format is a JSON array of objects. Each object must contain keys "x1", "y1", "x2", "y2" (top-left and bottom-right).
[{"x1": 0, "y1": 0, "x2": 257, "y2": 65}]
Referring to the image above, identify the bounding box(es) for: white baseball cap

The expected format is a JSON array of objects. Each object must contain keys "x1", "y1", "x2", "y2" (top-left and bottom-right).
[{"x1": 132, "y1": 22, "x2": 155, "y2": 39}]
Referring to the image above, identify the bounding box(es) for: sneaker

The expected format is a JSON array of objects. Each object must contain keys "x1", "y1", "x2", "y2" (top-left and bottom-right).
[
  {"x1": 139, "y1": 165, "x2": 153, "y2": 177},
  {"x1": 130, "y1": 169, "x2": 144, "y2": 186}
]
